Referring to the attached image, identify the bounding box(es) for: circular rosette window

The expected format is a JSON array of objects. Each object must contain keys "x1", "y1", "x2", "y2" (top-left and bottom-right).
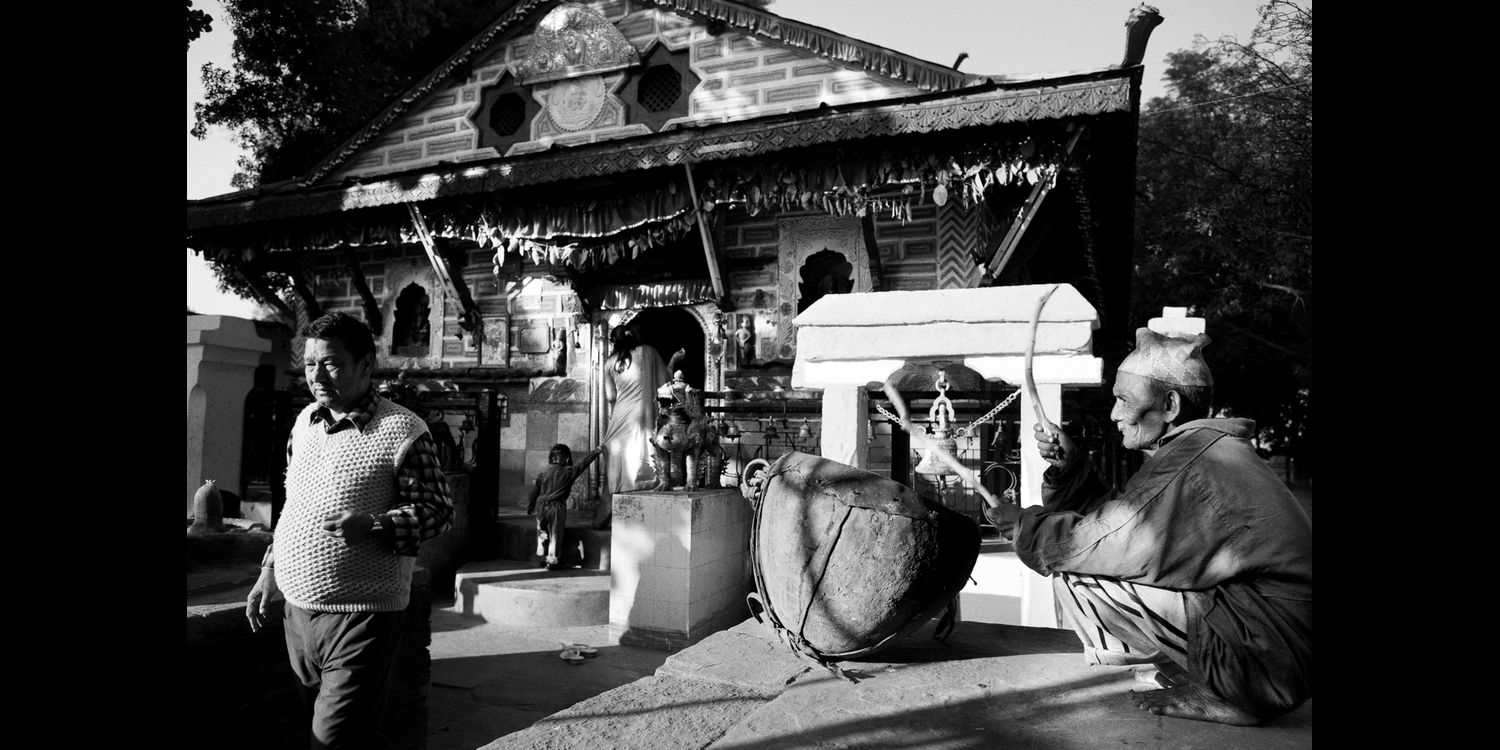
[{"x1": 545, "y1": 75, "x2": 607, "y2": 132}]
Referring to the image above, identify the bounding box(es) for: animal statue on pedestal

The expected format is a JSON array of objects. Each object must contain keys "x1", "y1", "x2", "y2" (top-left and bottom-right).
[{"x1": 647, "y1": 354, "x2": 724, "y2": 491}]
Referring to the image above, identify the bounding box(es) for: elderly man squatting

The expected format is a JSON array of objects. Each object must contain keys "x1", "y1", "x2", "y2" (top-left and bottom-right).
[{"x1": 985, "y1": 327, "x2": 1312, "y2": 726}]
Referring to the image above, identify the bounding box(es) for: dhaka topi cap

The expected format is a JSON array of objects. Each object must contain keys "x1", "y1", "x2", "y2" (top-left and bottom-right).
[{"x1": 1117, "y1": 327, "x2": 1213, "y2": 387}]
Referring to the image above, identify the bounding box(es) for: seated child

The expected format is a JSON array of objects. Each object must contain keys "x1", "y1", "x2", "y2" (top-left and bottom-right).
[{"x1": 527, "y1": 443, "x2": 605, "y2": 570}]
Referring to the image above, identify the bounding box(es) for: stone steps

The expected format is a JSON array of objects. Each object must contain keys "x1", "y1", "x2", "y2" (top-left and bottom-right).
[
  {"x1": 490, "y1": 512, "x2": 611, "y2": 571},
  {"x1": 450, "y1": 558, "x2": 610, "y2": 627}
]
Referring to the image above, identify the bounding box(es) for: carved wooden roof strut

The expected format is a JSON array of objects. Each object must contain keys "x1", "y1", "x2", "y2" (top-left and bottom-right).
[
  {"x1": 229, "y1": 266, "x2": 297, "y2": 326},
  {"x1": 682, "y1": 163, "x2": 724, "y2": 301},
  {"x1": 407, "y1": 204, "x2": 484, "y2": 341},
  {"x1": 984, "y1": 125, "x2": 1087, "y2": 279},
  {"x1": 343, "y1": 247, "x2": 385, "y2": 336}
]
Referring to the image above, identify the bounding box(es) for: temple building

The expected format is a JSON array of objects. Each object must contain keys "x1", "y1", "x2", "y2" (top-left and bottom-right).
[{"x1": 186, "y1": 0, "x2": 1163, "y2": 533}]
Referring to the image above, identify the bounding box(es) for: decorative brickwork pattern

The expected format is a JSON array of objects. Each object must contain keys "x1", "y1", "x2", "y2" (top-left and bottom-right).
[
  {"x1": 937, "y1": 201, "x2": 982, "y2": 289},
  {"x1": 326, "y1": 0, "x2": 926, "y2": 185}
]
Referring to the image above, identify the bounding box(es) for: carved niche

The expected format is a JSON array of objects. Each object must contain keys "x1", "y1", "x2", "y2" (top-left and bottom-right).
[
  {"x1": 775, "y1": 216, "x2": 872, "y2": 361},
  {"x1": 380, "y1": 264, "x2": 444, "y2": 368}
]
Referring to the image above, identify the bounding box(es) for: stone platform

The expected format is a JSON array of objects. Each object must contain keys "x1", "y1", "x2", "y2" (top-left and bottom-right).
[
  {"x1": 474, "y1": 615, "x2": 1312, "y2": 750},
  {"x1": 454, "y1": 559, "x2": 610, "y2": 627}
]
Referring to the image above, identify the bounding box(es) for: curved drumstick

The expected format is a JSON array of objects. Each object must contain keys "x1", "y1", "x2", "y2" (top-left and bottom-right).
[
  {"x1": 1024, "y1": 285, "x2": 1061, "y2": 437},
  {"x1": 880, "y1": 380, "x2": 1002, "y2": 508}
]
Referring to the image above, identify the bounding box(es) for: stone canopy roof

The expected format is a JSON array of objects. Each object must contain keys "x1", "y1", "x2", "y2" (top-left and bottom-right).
[{"x1": 791, "y1": 284, "x2": 1104, "y2": 388}]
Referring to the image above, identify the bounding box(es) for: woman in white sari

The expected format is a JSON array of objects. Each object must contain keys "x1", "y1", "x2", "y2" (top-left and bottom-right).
[{"x1": 594, "y1": 325, "x2": 669, "y2": 527}]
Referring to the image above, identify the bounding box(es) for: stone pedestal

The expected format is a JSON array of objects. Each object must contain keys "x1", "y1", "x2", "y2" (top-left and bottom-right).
[{"x1": 608, "y1": 488, "x2": 752, "y2": 651}]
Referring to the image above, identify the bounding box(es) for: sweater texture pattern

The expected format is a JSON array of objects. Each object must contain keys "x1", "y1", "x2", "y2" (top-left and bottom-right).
[{"x1": 278, "y1": 397, "x2": 427, "y2": 612}]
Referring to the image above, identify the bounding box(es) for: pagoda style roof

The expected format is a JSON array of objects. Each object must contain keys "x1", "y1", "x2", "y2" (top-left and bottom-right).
[{"x1": 186, "y1": 67, "x2": 1135, "y2": 234}]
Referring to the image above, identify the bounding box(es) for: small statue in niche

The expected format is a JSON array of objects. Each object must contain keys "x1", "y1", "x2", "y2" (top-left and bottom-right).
[
  {"x1": 548, "y1": 329, "x2": 567, "y2": 375},
  {"x1": 409, "y1": 301, "x2": 430, "y2": 347},
  {"x1": 708, "y1": 318, "x2": 726, "y2": 362},
  {"x1": 735, "y1": 317, "x2": 755, "y2": 366}
]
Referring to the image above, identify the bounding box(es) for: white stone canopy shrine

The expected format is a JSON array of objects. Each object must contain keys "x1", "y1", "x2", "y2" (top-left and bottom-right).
[{"x1": 791, "y1": 283, "x2": 1104, "y2": 626}]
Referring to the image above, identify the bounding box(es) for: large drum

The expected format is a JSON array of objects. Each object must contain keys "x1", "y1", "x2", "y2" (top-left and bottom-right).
[{"x1": 746, "y1": 451, "x2": 981, "y2": 667}]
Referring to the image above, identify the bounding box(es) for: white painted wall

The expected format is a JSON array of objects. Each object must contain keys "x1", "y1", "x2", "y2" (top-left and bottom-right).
[{"x1": 186, "y1": 316, "x2": 274, "y2": 519}]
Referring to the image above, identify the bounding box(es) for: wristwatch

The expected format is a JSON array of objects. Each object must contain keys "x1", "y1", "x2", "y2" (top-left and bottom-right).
[{"x1": 369, "y1": 513, "x2": 389, "y2": 537}]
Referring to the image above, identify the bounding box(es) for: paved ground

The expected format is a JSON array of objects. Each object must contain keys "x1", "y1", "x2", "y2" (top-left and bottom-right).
[
  {"x1": 429, "y1": 607, "x2": 1311, "y2": 750},
  {"x1": 426, "y1": 595, "x2": 671, "y2": 750},
  {"x1": 424, "y1": 479, "x2": 1314, "y2": 749},
  {"x1": 190, "y1": 483, "x2": 1312, "y2": 749}
]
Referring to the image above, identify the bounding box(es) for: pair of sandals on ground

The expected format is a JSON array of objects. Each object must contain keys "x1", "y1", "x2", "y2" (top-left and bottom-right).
[{"x1": 559, "y1": 643, "x2": 598, "y2": 664}]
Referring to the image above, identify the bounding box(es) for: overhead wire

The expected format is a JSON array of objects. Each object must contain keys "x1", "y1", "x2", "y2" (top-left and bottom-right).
[{"x1": 1141, "y1": 82, "x2": 1309, "y2": 117}]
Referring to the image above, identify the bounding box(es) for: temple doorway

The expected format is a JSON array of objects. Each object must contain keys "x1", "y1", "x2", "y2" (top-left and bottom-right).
[
  {"x1": 630, "y1": 306, "x2": 706, "y2": 389},
  {"x1": 797, "y1": 249, "x2": 855, "y2": 313}
]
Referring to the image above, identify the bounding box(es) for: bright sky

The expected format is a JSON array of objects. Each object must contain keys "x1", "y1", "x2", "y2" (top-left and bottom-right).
[{"x1": 187, "y1": 0, "x2": 1276, "y2": 316}]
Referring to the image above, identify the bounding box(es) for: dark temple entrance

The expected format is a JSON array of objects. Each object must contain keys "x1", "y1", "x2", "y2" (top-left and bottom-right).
[{"x1": 631, "y1": 306, "x2": 706, "y2": 390}]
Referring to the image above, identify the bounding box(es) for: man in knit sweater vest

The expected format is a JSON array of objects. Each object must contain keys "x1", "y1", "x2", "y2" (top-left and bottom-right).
[{"x1": 246, "y1": 312, "x2": 453, "y2": 749}]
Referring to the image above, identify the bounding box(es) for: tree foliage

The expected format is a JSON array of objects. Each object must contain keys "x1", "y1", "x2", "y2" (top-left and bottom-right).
[
  {"x1": 192, "y1": 0, "x2": 517, "y2": 189},
  {"x1": 1134, "y1": 1, "x2": 1312, "y2": 470},
  {"x1": 187, "y1": 1, "x2": 214, "y2": 49}
]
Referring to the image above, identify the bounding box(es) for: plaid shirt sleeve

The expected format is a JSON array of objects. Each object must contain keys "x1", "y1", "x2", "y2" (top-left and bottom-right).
[
  {"x1": 259, "y1": 432, "x2": 298, "y2": 570},
  {"x1": 382, "y1": 431, "x2": 454, "y2": 556}
]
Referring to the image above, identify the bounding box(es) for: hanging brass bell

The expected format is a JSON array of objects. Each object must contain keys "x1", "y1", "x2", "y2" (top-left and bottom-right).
[
  {"x1": 914, "y1": 431, "x2": 960, "y2": 478},
  {"x1": 914, "y1": 371, "x2": 961, "y2": 479}
]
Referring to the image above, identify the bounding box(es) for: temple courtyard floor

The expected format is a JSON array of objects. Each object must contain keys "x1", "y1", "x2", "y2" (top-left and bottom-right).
[{"x1": 424, "y1": 479, "x2": 1313, "y2": 750}]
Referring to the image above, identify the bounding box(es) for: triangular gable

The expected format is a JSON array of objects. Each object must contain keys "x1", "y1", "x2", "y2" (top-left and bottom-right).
[{"x1": 311, "y1": 0, "x2": 972, "y2": 186}]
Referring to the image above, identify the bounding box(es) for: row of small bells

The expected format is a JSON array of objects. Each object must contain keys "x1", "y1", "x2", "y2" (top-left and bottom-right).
[{"x1": 718, "y1": 416, "x2": 816, "y2": 485}]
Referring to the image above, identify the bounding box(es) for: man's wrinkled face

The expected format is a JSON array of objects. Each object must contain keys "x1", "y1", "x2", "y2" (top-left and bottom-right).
[
  {"x1": 304, "y1": 337, "x2": 374, "y2": 415},
  {"x1": 1110, "y1": 371, "x2": 1170, "y2": 451}
]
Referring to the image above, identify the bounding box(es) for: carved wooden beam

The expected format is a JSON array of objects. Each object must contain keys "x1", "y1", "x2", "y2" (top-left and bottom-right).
[
  {"x1": 407, "y1": 204, "x2": 483, "y2": 340},
  {"x1": 441, "y1": 242, "x2": 483, "y2": 335},
  {"x1": 682, "y1": 164, "x2": 726, "y2": 303},
  {"x1": 228, "y1": 266, "x2": 297, "y2": 327},
  {"x1": 343, "y1": 248, "x2": 383, "y2": 336},
  {"x1": 859, "y1": 212, "x2": 886, "y2": 292}
]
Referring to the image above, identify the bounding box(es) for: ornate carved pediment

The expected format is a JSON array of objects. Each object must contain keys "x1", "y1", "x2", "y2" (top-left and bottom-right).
[{"x1": 516, "y1": 3, "x2": 639, "y2": 86}]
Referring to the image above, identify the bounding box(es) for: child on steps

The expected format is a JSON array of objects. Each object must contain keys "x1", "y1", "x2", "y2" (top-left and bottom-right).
[{"x1": 526, "y1": 443, "x2": 604, "y2": 570}]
